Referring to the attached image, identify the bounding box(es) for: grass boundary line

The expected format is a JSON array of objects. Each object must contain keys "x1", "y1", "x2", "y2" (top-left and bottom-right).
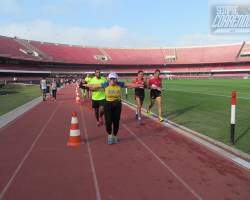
[
  {"x1": 122, "y1": 99, "x2": 250, "y2": 169},
  {"x1": 0, "y1": 96, "x2": 42, "y2": 129},
  {"x1": 0, "y1": 86, "x2": 64, "y2": 129},
  {"x1": 167, "y1": 88, "x2": 250, "y2": 100}
]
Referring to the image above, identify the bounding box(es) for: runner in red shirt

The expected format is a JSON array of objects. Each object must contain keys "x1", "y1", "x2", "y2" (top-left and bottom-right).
[
  {"x1": 134, "y1": 70, "x2": 147, "y2": 121},
  {"x1": 147, "y1": 69, "x2": 164, "y2": 122}
]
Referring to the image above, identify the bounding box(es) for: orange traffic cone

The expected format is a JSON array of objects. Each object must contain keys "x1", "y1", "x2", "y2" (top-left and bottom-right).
[
  {"x1": 76, "y1": 93, "x2": 81, "y2": 104},
  {"x1": 67, "y1": 111, "x2": 81, "y2": 147}
]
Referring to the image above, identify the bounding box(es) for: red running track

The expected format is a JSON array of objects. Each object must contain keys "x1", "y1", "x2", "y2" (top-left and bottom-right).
[{"x1": 0, "y1": 85, "x2": 249, "y2": 200}]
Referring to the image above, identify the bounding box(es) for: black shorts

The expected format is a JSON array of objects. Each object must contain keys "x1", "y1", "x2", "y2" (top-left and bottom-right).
[
  {"x1": 80, "y1": 85, "x2": 86, "y2": 90},
  {"x1": 135, "y1": 93, "x2": 145, "y2": 103},
  {"x1": 135, "y1": 88, "x2": 145, "y2": 102},
  {"x1": 150, "y1": 89, "x2": 161, "y2": 99},
  {"x1": 92, "y1": 99, "x2": 105, "y2": 109}
]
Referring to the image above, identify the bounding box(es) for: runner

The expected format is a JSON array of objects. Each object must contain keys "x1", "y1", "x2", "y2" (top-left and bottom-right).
[
  {"x1": 40, "y1": 77, "x2": 47, "y2": 101},
  {"x1": 134, "y1": 70, "x2": 147, "y2": 121},
  {"x1": 51, "y1": 79, "x2": 57, "y2": 100},
  {"x1": 79, "y1": 76, "x2": 87, "y2": 98},
  {"x1": 84, "y1": 74, "x2": 92, "y2": 98},
  {"x1": 84, "y1": 72, "x2": 143, "y2": 145},
  {"x1": 147, "y1": 69, "x2": 164, "y2": 122},
  {"x1": 89, "y1": 69, "x2": 107, "y2": 126}
]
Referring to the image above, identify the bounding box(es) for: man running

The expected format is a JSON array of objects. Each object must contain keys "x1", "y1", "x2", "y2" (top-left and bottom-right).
[
  {"x1": 89, "y1": 69, "x2": 106, "y2": 126},
  {"x1": 51, "y1": 79, "x2": 57, "y2": 100},
  {"x1": 79, "y1": 76, "x2": 87, "y2": 98},
  {"x1": 40, "y1": 77, "x2": 47, "y2": 101}
]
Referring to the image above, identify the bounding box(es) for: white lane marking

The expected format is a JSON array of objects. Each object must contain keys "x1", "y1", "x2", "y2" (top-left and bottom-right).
[
  {"x1": 167, "y1": 89, "x2": 250, "y2": 100},
  {"x1": 0, "y1": 103, "x2": 61, "y2": 200},
  {"x1": 123, "y1": 124, "x2": 203, "y2": 200},
  {"x1": 232, "y1": 157, "x2": 250, "y2": 169},
  {"x1": 80, "y1": 108, "x2": 102, "y2": 200},
  {"x1": 122, "y1": 101, "x2": 250, "y2": 170},
  {"x1": 169, "y1": 125, "x2": 250, "y2": 171}
]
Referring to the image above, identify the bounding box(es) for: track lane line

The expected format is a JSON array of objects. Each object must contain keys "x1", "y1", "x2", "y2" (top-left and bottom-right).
[
  {"x1": 0, "y1": 102, "x2": 61, "y2": 200},
  {"x1": 122, "y1": 124, "x2": 203, "y2": 200},
  {"x1": 80, "y1": 107, "x2": 102, "y2": 200},
  {"x1": 122, "y1": 101, "x2": 250, "y2": 170}
]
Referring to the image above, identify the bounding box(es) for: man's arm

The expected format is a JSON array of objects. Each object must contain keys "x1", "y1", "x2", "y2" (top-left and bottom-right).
[
  {"x1": 83, "y1": 83, "x2": 103, "y2": 90},
  {"x1": 124, "y1": 82, "x2": 144, "y2": 88}
]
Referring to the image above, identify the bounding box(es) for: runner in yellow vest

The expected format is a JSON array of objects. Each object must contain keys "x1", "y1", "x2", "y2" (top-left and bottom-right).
[
  {"x1": 84, "y1": 72, "x2": 143, "y2": 144},
  {"x1": 89, "y1": 69, "x2": 107, "y2": 126}
]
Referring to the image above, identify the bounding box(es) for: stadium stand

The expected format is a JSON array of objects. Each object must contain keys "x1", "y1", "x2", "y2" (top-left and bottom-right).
[
  {"x1": 14, "y1": 38, "x2": 54, "y2": 61},
  {"x1": 0, "y1": 36, "x2": 43, "y2": 60},
  {"x1": 0, "y1": 35, "x2": 250, "y2": 77},
  {"x1": 30, "y1": 41, "x2": 106, "y2": 64}
]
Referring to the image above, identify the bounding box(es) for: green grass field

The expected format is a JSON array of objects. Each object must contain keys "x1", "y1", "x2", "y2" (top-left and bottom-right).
[
  {"x1": 121, "y1": 78, "x2": 250, "y2": 154},
  {"x1": 0, "y1": 84, "x2": 41, "y2": 116}
]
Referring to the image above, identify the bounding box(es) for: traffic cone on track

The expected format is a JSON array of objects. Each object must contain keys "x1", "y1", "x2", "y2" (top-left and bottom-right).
[
  {"x1": 76, "y1": 93, "x2": 81, "y2": 104},
  {"x1": 67, "y1": 111, "x2": 81, "y2": 147}
]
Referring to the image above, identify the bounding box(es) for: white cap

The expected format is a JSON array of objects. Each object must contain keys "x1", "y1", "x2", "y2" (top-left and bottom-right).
[{"x1": 108, "y1": 72, "x2": 118, "y2": 79}]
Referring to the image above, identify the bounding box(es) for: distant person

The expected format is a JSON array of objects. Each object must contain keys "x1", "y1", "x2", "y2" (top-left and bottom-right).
[
  {"x1": 134, "y1": 70, "x2": 147, "y2": 121},
  {"x1": 89, "y1": 69, "x2": 107, "y2": 126},
  {"x1": 60, "y1": 78, "x2": 65, "y2": 87},
  {"x1": 79, "y1": 76, "x2": 87, "y2": 98},
  {"x1": 51, "y1": 79, "x2": 57, "y2": 100},
  {"x1": 84, "y1": 72, "x2": 143, "y2": 145},
  {"x1": 85, "y1": 74, "x2": 92, "y2": 98},
  {"x1": 46, "y1": 81, "x2": 51, "y2": 98},
  {"x1": 40, "y1": 77, "x2": 47, "y2": 101},
  {"x1": 147, "y1": 69, "x2": 164, "y2": 122}
]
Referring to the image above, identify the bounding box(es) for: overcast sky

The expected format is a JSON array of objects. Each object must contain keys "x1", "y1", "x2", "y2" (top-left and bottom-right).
[{"x1": 0, "y1": 0, "x2": 249, "y2": 47}]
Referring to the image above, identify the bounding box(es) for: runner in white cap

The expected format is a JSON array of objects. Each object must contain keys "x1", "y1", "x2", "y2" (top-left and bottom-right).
[{"x1": 84, "y1": 72, "x2": 143, "y2": 145}]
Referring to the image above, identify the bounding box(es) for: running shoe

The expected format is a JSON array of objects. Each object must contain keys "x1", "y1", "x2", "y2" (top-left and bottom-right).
[
  {"x1": 146, "y1": 109, "x2": 152, "y2": 116},
  {"x1": 113, "y1": 136, "x2": 119, "y2": 144},
  {"x1": 135, "y1": 113, "x2": 138, "y2": 119},
  {"x1": 158, "y1": 116, "x2": 164, "y2": 122},
  {"x1": 108, "y1": 135, "x2": 113, "y2": 145},
  {"x1": 138, "y1": 116, "x2": 142, "y2": 121}
]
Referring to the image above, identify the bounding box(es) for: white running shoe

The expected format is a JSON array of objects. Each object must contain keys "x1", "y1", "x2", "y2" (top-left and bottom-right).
[
  {"x1": 107, "y1": 135, "x2": 113, "y2": 145},
  {"x1": 113, "y1": 136, "x2": 119, "y2": 144}
]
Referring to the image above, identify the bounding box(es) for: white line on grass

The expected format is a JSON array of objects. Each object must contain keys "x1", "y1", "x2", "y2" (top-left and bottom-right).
[
  {"x1": 0, "y1": 103, "x2": 61, "y2": 200},
  {"x1": 122, "y1": 124, "x2": 203, "y2": 200},
  {"x1": 167, "y1": 89, "x2": 250, "y2": 100},
  {"x1": 80, "y1": 108, "x2": 102, "y2": 200}
]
